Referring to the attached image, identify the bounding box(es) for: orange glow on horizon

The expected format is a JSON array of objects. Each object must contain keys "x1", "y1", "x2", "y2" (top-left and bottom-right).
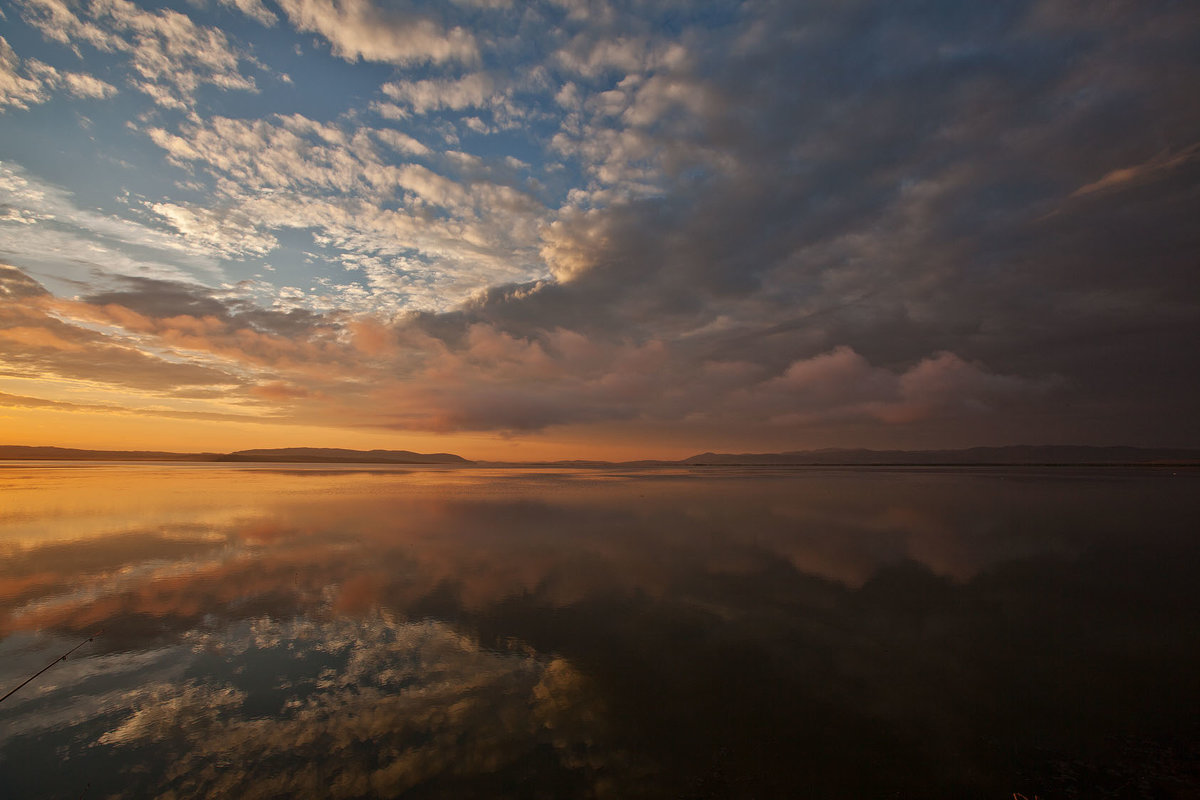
[{"x1": 0, "y1": 405, "x2": 708, "y2": 462}]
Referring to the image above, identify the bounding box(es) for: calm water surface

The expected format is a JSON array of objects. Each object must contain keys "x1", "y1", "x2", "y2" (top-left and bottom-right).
[{"x1": 1, "y1": 464, "x2": 1198, "y2": 798}]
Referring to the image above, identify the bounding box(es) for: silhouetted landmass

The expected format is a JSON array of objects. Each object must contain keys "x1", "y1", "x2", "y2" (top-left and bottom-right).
[
  {"x1": 477, "y1": 446, "x2": 1200, "y2": 467},
  {"x1": 471, "y1": 458, "x2": 684, "y2": 467},
  {"x1": 217, "y1": 448, "x2": 473, "y2": 464},
  {"x1": 475, "y1": 459, "x2": 683, "y2": 467},
  {"x1": 681, "y1": 445, "x2": 1200, "y2": 465},
  {"x1": 0, "y1": 446, "x2": 220, "y2": 462},
  {"x1": 3, "y1": 444, "x2": 1198, "y2": 466},
  {"x1": 0, "y1": 445, "x2": 470, "y2": 464}
]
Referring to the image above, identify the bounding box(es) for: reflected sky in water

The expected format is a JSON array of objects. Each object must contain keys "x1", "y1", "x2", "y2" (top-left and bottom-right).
[{"x1": 2, "y1": 464, "x2": 1199, "y2": 798}]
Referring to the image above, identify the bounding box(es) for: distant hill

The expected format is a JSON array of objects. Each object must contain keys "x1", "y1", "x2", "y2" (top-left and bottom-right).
[
  {"x1": 217, "y1": 448, "x2": 472, "y2": 464},
  {"x1": 0, "y1": 445, "x2": 471, "y2": 464},
  {"x1": 4, "y1": 444, "x2": 1197, "y2": 467},
  {"x1": 0, "y1": 445, "x2": 220, "y2": 461},
  {"x1": 682, "y1": 446, "x2": 1200, "y2": 465}
]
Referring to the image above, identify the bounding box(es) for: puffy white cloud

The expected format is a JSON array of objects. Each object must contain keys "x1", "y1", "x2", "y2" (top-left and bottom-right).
[
  {"x1": 372, "y1": 127, "x2": 431, "y2": 157},
  {"x1": 59, "y1": 69, "x2": 118, "y2": 98},
  {"x1": 0, "y1": 35, "x2": 116, "y2": 110},
  {"x1": 149, "y1": 202, "x2": 280, "y2": 258},
  {"x1": 14, "y1": 0, "x2": 113, "y2": 51},
  {"x1": 555, "y1": 35, "x2": 650, "y2": 77},
  {"x1": 380, "y1": 72, "x2": 494, "y2": 114},
  {"x1": 16, "y1": 0, "x2": 257, "y2": 108},
  {"x1": 0, "y1": 37, "x2": 52, "y2": 110},
  {"x1": 275, "y1": 0, "x2": 478, "y2": 65},
  {"x1": 218, "y1": 0, "x2": 279, "y2": 26},
  {"x1": 141, "y1": 113, "x2": 548, "y2": 311}
]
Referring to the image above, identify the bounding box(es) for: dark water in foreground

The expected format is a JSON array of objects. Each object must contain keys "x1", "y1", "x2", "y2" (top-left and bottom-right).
[{"x1": 1, "y1": 464, "x2": 1198, "y2": 799}]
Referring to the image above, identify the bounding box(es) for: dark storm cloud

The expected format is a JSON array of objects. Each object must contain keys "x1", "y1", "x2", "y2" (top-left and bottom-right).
[{"x1": 395, "y1": 0, "x2": 1200, "y2": 442}]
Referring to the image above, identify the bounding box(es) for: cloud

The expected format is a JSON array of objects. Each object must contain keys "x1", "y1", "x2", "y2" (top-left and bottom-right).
[
  {"x1": 149, "y1": 202, "x2": 280, "y2": 258},
  {"x1": 58, "y1": 69, "x2": 118, "y2": 98},
  {"x1": 0, "y1": 388, "x2": 282, "y2": 424},
  {"x1": 337, "y1": 325, "x2": 1047, "y2": 435},
  {"x1": 58, "y1": 273, "x2": 353, "y2": 371},
  {"x1": 0, "y1": 277, "x2": 243, "y2": 392},
  {"x1": 23, "y1": 260, "x2": 1037, "y2": 437},
  {"x1": 373, "y1": 128, "x2": 431, "y2": 156},
  {"x1": 0, "y1": 267, "x2": 352, "y2": 417},
  {"x1": 140, "y1": 113, "x2": 549, "y2": 311},
  {"x1": 732, "y1": 347, "x2": 1047, "y2": 427},
  {"x1": 0, "y1": 263, "x2": 50, "y2": 299},
  {"x1": 488, "y1": 0, "x2": 1200, "y2": 444},
  {"x1": 4, "y1": 0, "x2": 1200, "y2": 447},
  {"x1": 0, "y1": 35, "x2": 117, "y2": 110},
  {"x1": 380, "y1": 72, "x2": 494, "y2": 114},
  {"x1": 16, "y1": 0, "x2": 258, "y2": 108},
  {"x1": 274, "y1": 0, "x2": 479, "y2": 65},
  {"x1": 554, "y1": 32, "x2": 685, "y2": 79},
  {"x1": 0, "y1": 162, "x2": 225, "y2": 285},
  {"x1": 218, "y1": 0, "x2": 278, "y2": 27},
  {"x1": 13, "y1": 0, "x2": 112, "y2": 51},
  {"x1": 1070, "y1": 141, "x2": 1200, "y2": 197}
]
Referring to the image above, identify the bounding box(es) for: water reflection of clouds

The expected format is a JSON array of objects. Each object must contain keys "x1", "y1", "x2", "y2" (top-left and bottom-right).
[
  {"x1": 0, "y1": 637, "x2": 187, "y2": 728},
  {"x1": 0, "y1": 466, "x2": 1163, "y2": 642},
  {"x1": 5, "y1": 614, "x2": 626, "y2": 798},
  {"x1": 1, "y1": 466, "x2": 1198, "y2": 797}
]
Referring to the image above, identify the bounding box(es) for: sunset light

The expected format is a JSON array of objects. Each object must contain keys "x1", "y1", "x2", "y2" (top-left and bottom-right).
[
  {"x1": 2, "y1": 3, "x2": 1199, "y2": 797},
  {"x1": 2, "y1": 1, "x2": 1196, "y2": 458}
]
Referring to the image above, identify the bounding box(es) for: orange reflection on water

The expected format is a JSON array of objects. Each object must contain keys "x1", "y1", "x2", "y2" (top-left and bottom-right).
[{"x1": 1, "y1": 463, "x2": 1132, "y2": 645}]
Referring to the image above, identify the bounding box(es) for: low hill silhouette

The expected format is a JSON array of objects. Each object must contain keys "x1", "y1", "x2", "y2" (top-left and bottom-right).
[
  {"x1": 3, "y1": 444, "x2": 1197, "y2": 466},
  {"x1": 0, "y1": 446, "x2": 219, "y2": 461},
  {"x1": 216, "y1": 448, "x2": 471, "y2": 464},
  {"x1": 0, "y1": 445, "x2": 470, "y2": 464},
  {"x1": 681, "y1": 445, "x2": 1200, "y2": 465}
]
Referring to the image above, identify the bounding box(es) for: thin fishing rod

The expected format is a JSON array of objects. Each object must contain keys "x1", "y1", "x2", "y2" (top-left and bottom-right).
[{"x1": 0, "y1": 631, "x2": 102, "y2": 704}]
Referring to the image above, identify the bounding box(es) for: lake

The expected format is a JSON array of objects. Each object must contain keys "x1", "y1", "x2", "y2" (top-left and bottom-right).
[{"x1": 1, "y1": 463, "x2": 1198, "y2": 798}]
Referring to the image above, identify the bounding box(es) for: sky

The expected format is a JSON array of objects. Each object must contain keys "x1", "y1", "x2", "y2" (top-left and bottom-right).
[{"x1": 0, "y1": 0, "x2": 1198, "y2": 460}]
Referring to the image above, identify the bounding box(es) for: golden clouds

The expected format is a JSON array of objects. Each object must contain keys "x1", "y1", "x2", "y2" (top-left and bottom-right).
[
  {"x1": 0, "y1": 259, "x2": 1049, "y2": 455},
  {"x1": 0, "y1": 325, "x2": 87, "y2": 352}
]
